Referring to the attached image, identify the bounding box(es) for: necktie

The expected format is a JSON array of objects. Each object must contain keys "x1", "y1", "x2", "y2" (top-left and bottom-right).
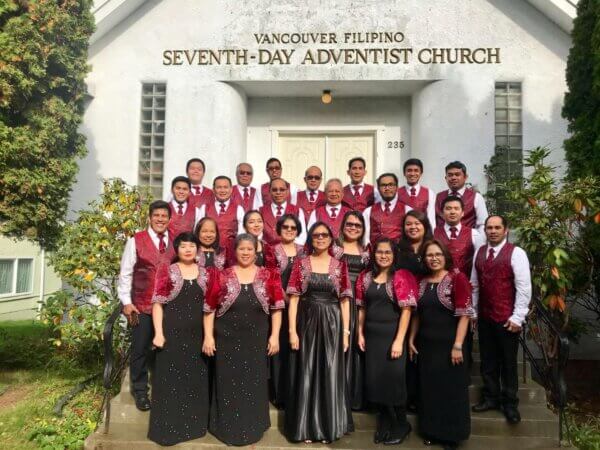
[
  {"x1": 330, "y1": 207, "x2": 338, "y2": 219},
  {"x1": 486, "y1": 247, "x2": 495, "y2": 263},
  {"x1": 353, "y1": 185, "x2": 361, "y2": 197},
  {"x1": 309, "y1": 191, "x2": 315, "y2": 202},
  {"x1": 384, "y1": 202, "x2": 391, "y2": 214},
  {"x1": 243, "y1": 187, "x2": 250, "y2": 201},
  {"x1": 276, "y1": 205, "x2": 283, "y2": 217},
  {"x1": 410, "y1": 187, "x2": 416, "y2": 197},
  {"x1": 157, "y1": 233, "x2": 166, "y2": 253},
  {"x1": 194, "y1": 186, "x2": 201, "y2": 195},
  {"x1": 450, "y1": 226, "x2": 458, "y2": 239},
  {"x1": 219, "y1": 202, "x2": 226, "y2": 214},
  {"x1": 177, "y1": 204, "x2": 183, "y2": 216},
  {"x1": 451, "y1": 190, "x2": 460, "y2": 197}
]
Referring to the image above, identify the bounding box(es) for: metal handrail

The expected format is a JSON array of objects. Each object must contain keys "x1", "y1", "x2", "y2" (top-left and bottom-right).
[{"x1": 519, "y1": 295, "x2": 570, "y2": 446}]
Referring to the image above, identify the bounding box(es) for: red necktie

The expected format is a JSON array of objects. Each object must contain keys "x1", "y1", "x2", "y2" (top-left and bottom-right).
[
  {"x1": 486, "y1": 247, "x2": 495, "y2": 263},
  {"x1": 450, "y1": 226, "x2": 458, "y2": 239},
  {"x1": 384, "y1": 202, "x2": 391, "y2": 214},
  {"x1": 219, "y1": 202, "x2": 226, "y2": 215},
  {"x1": 276, "y1": 205, "x2": 283, "y2": 217},
  {"x1": 353, "y1": 185, "x2": 361, "y2": 197},
  {"x1": 194, "y1": 186, "x2": 201, "y2": 195},
  {"x1": 177, "y1": 204, "x2": 183, "y2": 216},
  {"x1": 157, "y1": 233, "x2": 166, "y2": 253},
  {"x1": 243, "y1": 187, "x2": 250, "y2": 201},
  {"x1": 330, "y1": 207, "x2": 338, "y2": 219},
  {"x1": 451, "y1": 190, "x2": 460, "y2": 197},
  {"x1": 410, "y1": 187, "x2": 416, "y2": 197},
  {"x1": 309, "y1": 191, "x2": 315, "y2": 202}
]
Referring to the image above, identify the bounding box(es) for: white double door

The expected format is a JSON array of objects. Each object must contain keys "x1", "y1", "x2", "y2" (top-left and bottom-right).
[{"x1": 277, "y1": 134, "x2": 375, "y2": 188}]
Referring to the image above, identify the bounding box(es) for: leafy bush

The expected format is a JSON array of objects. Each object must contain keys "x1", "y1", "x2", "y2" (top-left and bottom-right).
[
  {"x1": 0, "y1": 320, "x2": 54, "y2": 369},
  {"x1": 568, "y1": 414, "x2": 600, "y2": 450}
]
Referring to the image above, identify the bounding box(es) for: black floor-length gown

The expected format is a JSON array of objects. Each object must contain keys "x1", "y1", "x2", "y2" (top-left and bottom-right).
[
  {"x1": 209, "y1": 284, "x2": 270, "y2": 446},
  {"x1": 148, "y1": 279, "x2": 209, "y2": 446},
  {"x1": 343, "y1": 253, "x2": 368, "y2": 411},
  {"x1": 417, "y1": 283, "x2": 471, "y2": 443},
  {"x1": 285, "y1": 273, "x2": 351, "y2": 442}
]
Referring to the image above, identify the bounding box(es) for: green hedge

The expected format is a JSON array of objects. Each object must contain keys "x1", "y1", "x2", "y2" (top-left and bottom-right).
[{"x1": 0, "y1": 320, "x2": 54, "y2": 369}]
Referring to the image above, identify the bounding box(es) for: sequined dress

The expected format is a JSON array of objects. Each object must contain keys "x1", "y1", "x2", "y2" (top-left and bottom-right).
[
  {"x1": 209, "y1": 284, "x2": 270, "y2": 446},
  {"x1": 148, "y1": 279, "x2": 209, "y2": 446},
  {"x1": 285, "y1": 273, "x2": 351, "y2": 442}
]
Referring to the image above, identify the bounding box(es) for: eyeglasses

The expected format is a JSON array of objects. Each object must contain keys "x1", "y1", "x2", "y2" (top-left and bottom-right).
[
  {"x1": 312, "y1": 232, "x2": 331, "y2": 240},
  {"x1": 379, "y1": 183, "x2": 397, "y2": 189},
  {"x1": 425, "y1": 252, "x2": 445, "y2": 259},
  {"x1": 238, "y1": 170, "x2": 252, "y2": 176},
  {"x1": 344, "y1": 222, "x2": 363, "y2": 229},
  {"x1": 271, "y1": 188, "x2": 287, "y2": 193},
  {"x1": 267, "y1": 166, "x2": 282, "y2": 172},
  {"x1": 305, "y1": 175, "x2": 322, "y2": 181},
  {"x1": 281, "y1": 224, "x2": 297, "y2": 231}
]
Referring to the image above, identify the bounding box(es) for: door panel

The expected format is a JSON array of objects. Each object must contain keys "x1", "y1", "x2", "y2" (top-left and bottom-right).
[
  {"x1": 327, "y1": 135, "x2": 374, "y2": 184},
  {"x1": 278, "y1": 135, "x2": 326, "y2": 187}
]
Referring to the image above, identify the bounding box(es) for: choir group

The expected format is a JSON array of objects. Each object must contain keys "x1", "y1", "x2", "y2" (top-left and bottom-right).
[{"x1": 117, "y1": 157, "x2": 532, "y2": 450}]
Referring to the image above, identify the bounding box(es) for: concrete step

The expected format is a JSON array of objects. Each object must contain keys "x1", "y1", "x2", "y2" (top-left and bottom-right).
[{"x1": 85, "y1": 422, "x2": 560, "y2": 449}]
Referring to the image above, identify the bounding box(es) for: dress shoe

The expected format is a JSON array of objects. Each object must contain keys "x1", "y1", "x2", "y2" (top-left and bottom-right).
[
  {"x1": 133, "y1": 392, "x2": 151, "y2": 411},
  {"x1": 503, "y1": 407, "x2": 521, "y2": 424},
  {"x1": 471, "y1": 399, "x2": 499, "y2": 412}
]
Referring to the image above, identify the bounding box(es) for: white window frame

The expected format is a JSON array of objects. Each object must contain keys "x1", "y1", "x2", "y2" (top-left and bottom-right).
[{"x1": 0, "y1": 258, "x2": 34, "y2": 298}]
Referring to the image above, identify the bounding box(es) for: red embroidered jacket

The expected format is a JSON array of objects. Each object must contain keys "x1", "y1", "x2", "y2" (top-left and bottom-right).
[
  {"x1": 417, "y1": 268, "x2": 474, "y2": 317},
  {"x1": 355, "y1": 269, "x2": 418, "y2": 308},
  {"x1": 286, "y1": 256, "x2": 353, "y2": 299},
  {"x1": 152, "y1": 263, "x2": 219, "y2": 305}
]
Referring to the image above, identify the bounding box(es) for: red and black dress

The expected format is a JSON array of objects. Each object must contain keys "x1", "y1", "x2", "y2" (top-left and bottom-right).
[
  {"x1": 197, "y1": 248, "x2": 227, "y2": 270},
  {"x1": 416, "y1": 269, "x2": 474, "y2": 445},
  {"x1": 147, "y1": 263, "x2": 218, "y2": 446},
  {"x1": 206, "y1": 267, "x2": 285, "y2": 446},
  {"x1": 285, "y1": 256, "x2": 354, "y2": 443}
]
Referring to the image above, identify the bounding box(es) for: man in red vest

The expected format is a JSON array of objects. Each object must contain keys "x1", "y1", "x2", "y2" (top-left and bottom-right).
[
  {"x1": 195, "y1": 175, "x2": 245, "y2": 248},
  {"x1": 471, "y1": 215, "x2": 531, "y2": 424},
  {"x1": 397, "y1": 158, "x2": 436, "y2": 228},
  {"x1": 296, "y1": 165, "x2": 326, "y2": 223},
  {"x1": 167, "y1": 176, "x2": 196, "y2": 238},
  {"x1": 433, "y1": 196, "x2": 484, "y2": 276},
  {"x1": 435, "y1": 161, "x2": 488, "y2": 231},
  {"x1": 185, "y1": 158, "x2": 214, "y2": 208},
  {"x1": 363, "y1": 173, "x2": 411, "y2": 246},
  {"x1": 118, "y1": 201, "x2": 174, "y2": 411},
  {"x1": 260, "y1": 157, "x2": 298, "y2": 206},
  {"x1": 342, "y1": 156, "x2": 377, "y2": 212},
  {"x1": 259, "y1": 178, "x2": 306, "y2": 245},
  {"x1": 231, "y1": 163, "x2": 262, "y2": 212},
  {"x1": 307, "y1": 178, "x2": 351, "y2": 239}
]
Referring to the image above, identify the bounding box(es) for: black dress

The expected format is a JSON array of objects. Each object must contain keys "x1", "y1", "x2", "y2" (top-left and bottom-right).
[
  {"x1": 269, "y1": 255, "x2": 294, "y2": 408},
  {"x1": 417, "y1": 283, "x2": 471, "y2": 443},
  {"x1": 148, "y1": 279, "x2": 209, "y2": 446},
  {"x1": 285, "y1": 273, "x2": 351, "y2": 442},
  {"x1": 364, "y1": 282, "x2": 407, "y2": 406},
  {"x1": 343, "y1": 253, "x2": 367, "y2": 411},
  {"x1": 201, "y1": 250, "x2": 216, "y2": 268},
  {"x1": 209, "y1": 284, "x2": 270, "y2": 446}
]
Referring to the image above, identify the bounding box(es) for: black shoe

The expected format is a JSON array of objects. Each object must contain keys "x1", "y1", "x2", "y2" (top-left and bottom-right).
[
  {"x1": 384, "y1": 423, "x2": 411, "y2": 445},
  {"x1": 503, "y1": 407, "x2": 521, "y2": 424},
  {"x1": 472, "y1": 399, "x2": 499, "y2": 412},
  {"x1": 133, "y1": 392, "x2": 151, "y2": 411}
]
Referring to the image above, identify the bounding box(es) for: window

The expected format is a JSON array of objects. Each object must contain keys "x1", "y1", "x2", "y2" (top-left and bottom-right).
[
  {"x1": 139, "y1": 83, "x2": 166, "y2": 199},
  {"x1": 0, "y1": 258, "x2": 33, "y2": 296}
]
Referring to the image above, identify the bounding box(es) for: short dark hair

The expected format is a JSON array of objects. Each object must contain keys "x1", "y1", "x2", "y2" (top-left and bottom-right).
[
  {"x1": 420, "y1": 239, "x2": 453, "y2": 274},
  {"x1": 186, "y1": 158, "x2": 205, "y2": 172},
  {"x1": 348, "y1": 157, "x2": 366, "y2": 170},
  {"x1": 441, "y1": 195, "x2": 464, "y2": 210},
  {"x1": 445, "y1": 161, "x2": 467, "y2": 175},
  {"x1": 243, "y1": 209, "x2": 263, "y2": 230},
  {"x1": 305, "y1": 221, "x2": 334, "y2": 254},
  {"x1": 173, "y1": 232, "x2": 200, "y2": 262},
  {"x1": 485, "y1": 214, "x2": 508, "y2": 229},
  {"x1": 371, "y1": 238, "x2": 397, "y2": 278},
  {"x1": 339, "y1": 210, "x2": 365, "y2": 243},
  {"x1": 213, "y1": 175, "x2": 232, "y2": 187},
  {"x1": 171, "y1": 176, "x2": 191, "y2": 189},
  {"x1": 276, "y1": 213, "x2": 302, "y2": 237},
  {"x1": 193, "y1": 217, "x2": 221, "y2": 252},
  {"x1": 377, "y1": 172, "x2": 399, "y2": 186},
  {"x1": 403, "y1": 158, "x2": 423, "y2": 173},
  {"x1": 234, "y1": 233, "x2": 258, "y2": 252},
  {"x1": 266, "y1": 157, "x2": 282, "y2": 169},
  {"x1": 148, "y1": 200, "x2": 171, "y2": 218},
  {"x1": 269, "y1": 177, "x2": 288, "y2": 189}
]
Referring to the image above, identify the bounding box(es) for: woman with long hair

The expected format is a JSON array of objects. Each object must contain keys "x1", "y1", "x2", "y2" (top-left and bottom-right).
[
  {"x1": 194, "y1": 217, "x2": 227, "y2": 269},
  {"x1": 395, "y1": 210, "x2": 433, "y2": 277}
]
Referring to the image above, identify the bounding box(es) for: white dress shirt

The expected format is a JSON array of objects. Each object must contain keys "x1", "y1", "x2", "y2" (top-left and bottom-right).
[
  {"x1": 446, "y1": 186, "x2": 489, "y2": 232},
  {"x1": 470, "y1": 239, "x2": 532, "y2": 326},
  {"x1": 349, "y1": 182, "x2": 382, "y2": 203},
  {"x1": 194, "y1": 198, "x2": 245, "y2": 235},
  {"x1": 306, "y1": 203, "x2": 343, "y2": 232},
  {"x1": 170, "y1": 199, "x2": 188, "y2": 215},
  {"x1": 117, "y1": 228, "x2": 169, "y2": 306},
  {"x1": 406, "y1": 183, "x2": 437, "y2": 230},
  {"x1": 272, "y1": 201, "x2": 307, "y2": 245},
  {"x1": 443, "y1": 222, "x2": 485, "y2": 249},
  {"x1": 362, "y1": 195, "x2": 412, "y2": 246},
  {"x1": 166, "y1": 185, "x2": 209, "y2": 203},
  {"x1": 235, "y1": 184, "x2": 263, "y2": 210}
]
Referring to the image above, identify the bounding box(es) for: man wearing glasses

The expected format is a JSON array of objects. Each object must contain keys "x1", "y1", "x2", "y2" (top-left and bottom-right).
[
  {"x1": 259, "y1": 178, "x2": 306, "y2": 245},
  {"x1": 363, "y1": 173, "x2": 412, "y2": 246},
  {"x1": 342, "y1": 157, "x2": 378, "y2": 212},
  {"x1": 296, "y1": 165, "x2": 326, "y2": 223},
  {"x1": 231, "y1": 162, "x2": 263, "y2": 212},
  {"x1": 306, "y1": 178, "x2": 351, "y2": 239},
  {"x1": 260, "y1": 157, "x2": 298, "y2": 206}
]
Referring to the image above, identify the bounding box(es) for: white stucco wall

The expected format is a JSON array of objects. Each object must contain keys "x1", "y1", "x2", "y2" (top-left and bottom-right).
[{"x1": 73, "y1": 0, "x2": 571, "y2": 210}]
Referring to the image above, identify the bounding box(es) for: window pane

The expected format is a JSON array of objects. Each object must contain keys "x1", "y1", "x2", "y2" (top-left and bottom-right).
[
  {"x1": 495, "y1": 123, "x2": 508, "y2": 135},
  {"x1": 139, "y1": 83, "x2": 166, "y2": 200},
  {"x1": 495, "y1": 96, "x2": 507, "y2": 108},
  {"x1": 495, "y1": 136, "x2": 508, "y2": 146},
  {"x1": 495, "y1": 109, "x2": 508, "y2": 121},
  {"x1": 509, "y1": 136, "x2": 522, "y2": 148},
  {"x1": 508, "y1": 95, "x2": 521, "y2": 107},
  {"x1": 508, "y1": 109, "x2": 521, "y2": 121},
  {"x1": 0, "y1": 260, "x2": 14, "y2": 294},
  {"x1": 16, "y1": 259, "x2": 33, "y2": 293},
  {"x1": 509, "y1": 123, "x2": 522, "y2": 134}
]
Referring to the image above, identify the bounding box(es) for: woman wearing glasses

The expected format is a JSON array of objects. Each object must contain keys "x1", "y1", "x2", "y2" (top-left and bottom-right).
[
  {"x1": 194, "y1": 217, "x2": 228, "y2": 269},
  {"x1": 356, "y1": 238, "x2": 418, "y2": 445},
  {"x1": 408, "y1": 239, "x2": 473, "y2": 450},
  {"x1": 285, "y1": 222, "x2": 353, "y2": 444},
  {"x1": 333, "y1": 211, "x2": 370, "y2": 411},
  {"x1": 269, "y1": 214, "x2": 305, "y2": 409}
]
